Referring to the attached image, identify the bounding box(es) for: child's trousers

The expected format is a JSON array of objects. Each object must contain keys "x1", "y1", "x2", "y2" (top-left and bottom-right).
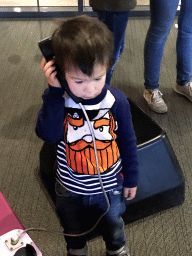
[{"x1": 55, "y1": 181, "x2": 126, "y2": 252}]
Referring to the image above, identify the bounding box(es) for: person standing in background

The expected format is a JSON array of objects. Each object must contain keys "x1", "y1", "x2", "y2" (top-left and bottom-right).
[
  {"x1": 143, "y1": 0, "x2": 192, "y2": 114},
  {"x1": 89, "y1": 0, "x2": 137, "y2": 85}
]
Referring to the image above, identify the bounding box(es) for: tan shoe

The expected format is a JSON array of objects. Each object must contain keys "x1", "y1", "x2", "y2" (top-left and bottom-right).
[
  {"x1": 174, "y1": 82, "x2": 192, "y2": 101},
  {"x1": 143, "y1": 89, "x2": 168, "y2": 113}
]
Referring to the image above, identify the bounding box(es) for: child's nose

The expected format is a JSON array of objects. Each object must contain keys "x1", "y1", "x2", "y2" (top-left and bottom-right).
[{"x1": 84, "y1": 83, "x2": 94, "y2": 93}]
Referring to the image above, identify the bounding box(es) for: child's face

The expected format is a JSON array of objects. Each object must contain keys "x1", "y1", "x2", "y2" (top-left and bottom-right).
[{"x1": 65, "y1": 62, "x2": 107, "y2": 100}]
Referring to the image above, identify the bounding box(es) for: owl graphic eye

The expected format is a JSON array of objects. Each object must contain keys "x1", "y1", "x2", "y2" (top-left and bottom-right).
[
  {"x1": 73, "y1": 126, "x2": 78, "y2": 130},
  {"x1": 99, "y1": 126, "x2": 103, "y2": 132}
]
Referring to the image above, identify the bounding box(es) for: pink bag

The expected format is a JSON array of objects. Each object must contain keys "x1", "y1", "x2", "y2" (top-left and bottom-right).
[{"x1": 0, "y1": 191, "x2": 42, "y2": 255}]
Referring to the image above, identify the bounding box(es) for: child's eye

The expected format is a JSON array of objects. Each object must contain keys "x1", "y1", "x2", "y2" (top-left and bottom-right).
[
  {"x1": 76, "y1": 81, "x2": 83, "y2": 84},
  {"x1": 95, "y1": 78, "x2": 101, "y2": 81}
]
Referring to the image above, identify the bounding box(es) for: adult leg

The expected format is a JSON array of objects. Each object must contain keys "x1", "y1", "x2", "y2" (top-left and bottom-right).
[
  {"x1": 176, "y1": 0, "x2": 192, "y2": 85},
  {"x1": 174, "y1": 0, "x2": 192, "y2": 101},
  {"x1": 143, "y1": 0, "x2": 179, "y2": 113},
  {"x1": 144, "y1": 0, "x2": 179, "y2": 89},
  {"x1": 96, "y1": 10, "x2": 130, "y2": 85}
]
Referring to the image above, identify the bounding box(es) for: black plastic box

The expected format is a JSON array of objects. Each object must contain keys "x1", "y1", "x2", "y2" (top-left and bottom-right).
[{"x1": 123, "y1": 99, "x2": 185, "y2": 224}]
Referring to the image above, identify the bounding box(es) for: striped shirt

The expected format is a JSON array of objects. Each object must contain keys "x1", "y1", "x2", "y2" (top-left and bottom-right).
[{"x1": 56, "y1": 141, "x2": 123, "y2": 195}]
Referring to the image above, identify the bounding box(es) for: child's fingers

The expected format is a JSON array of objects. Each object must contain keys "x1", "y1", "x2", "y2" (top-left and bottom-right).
[
  {"x1": 46, "y1": 67, "x2": 57, "y2": 84},
  {"x1": 46, "y1": 67, "x2": 61, "y2": 88},
  {"x1": 40, "y1": 57, "x2": 46, "y2": 70},
  {"x1": 41, "y1": 59, "x2": 61, "y2": 88},
  {"x1": 50, "y1": 71, "x2": 61, "y2": 88},
  {"x1": 124, "y1": 188, "x2": 129, "y2": 198},
  {"x1": 41, "y1": 58, "x2": 54, "y2": 72},
  {"x1": 43, "y1": 60, "x2": 54, "y2": 73},
  {"x1": 50, "y1": 70, "x2": 58, "y2": 82},
  {"x1": 42, "y1": 60, "x2": 56, "y2": 80},
  {"x1": 124, "y1": 187, "x2": 137, "y2": 201},
  {"x1": 126, "y1": 192, "x2": 135, "y2": 200},
  {"x1": 44, "y1": 65, "x2": 56, "y2": 79}
]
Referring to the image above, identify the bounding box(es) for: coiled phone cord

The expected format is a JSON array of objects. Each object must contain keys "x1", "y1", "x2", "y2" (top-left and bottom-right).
[
  {"x1": 11, "y1": 102, "x2": 110, "y2": 246},
  {"x1": 63, "y1": 102, "x2": 110, "y2": 237}
]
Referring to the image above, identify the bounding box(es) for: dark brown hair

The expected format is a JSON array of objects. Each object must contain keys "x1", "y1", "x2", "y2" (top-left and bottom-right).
[{"x1": 51, "y1": 15, "x2": 114, "y2": 76}]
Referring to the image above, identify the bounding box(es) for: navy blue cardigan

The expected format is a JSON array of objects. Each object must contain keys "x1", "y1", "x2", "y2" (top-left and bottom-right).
[{"x1": 36, "y1": 84, "x2": 138, "y2": 194}]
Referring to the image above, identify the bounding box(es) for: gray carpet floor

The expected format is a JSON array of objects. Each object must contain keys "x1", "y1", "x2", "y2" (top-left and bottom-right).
[{"x1": 0, "y1": 16, "x2": 192, "y2": 256}]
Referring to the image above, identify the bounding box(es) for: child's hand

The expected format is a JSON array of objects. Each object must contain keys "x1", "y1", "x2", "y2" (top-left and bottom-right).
[
  {"x1": 40, "y1": 58, "x2": 61, "y2": 88},
  {"x1": 124, "y1": 187, "x2": 137, "y2": 200}
]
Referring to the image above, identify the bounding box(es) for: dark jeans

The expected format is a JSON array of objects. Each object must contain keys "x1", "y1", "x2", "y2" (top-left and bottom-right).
[
  {"x1": 144, "y1": 0, "x2": 192, "y2": 89},
  {"x1": 96, "y1": 10, "x2": 130, "y2": 85},
  {"x1": 55, "y1": 182, "x2": 126, "y2": 252}
]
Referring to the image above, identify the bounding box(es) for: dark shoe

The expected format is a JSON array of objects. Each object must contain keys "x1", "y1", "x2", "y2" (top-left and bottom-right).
[{"x1": 67, "y1": 244, "x2": 88, "y2": 256}]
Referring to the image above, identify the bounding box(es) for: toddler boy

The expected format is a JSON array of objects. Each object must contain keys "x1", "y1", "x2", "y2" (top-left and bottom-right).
[{"x1": 36, "y1": 15, "x2": 138, "y2": 256}]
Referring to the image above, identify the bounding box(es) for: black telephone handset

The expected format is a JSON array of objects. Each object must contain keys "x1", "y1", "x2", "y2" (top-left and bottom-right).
[{"x1": 38, "y1": 37, "x2": 82, "y2": 104}]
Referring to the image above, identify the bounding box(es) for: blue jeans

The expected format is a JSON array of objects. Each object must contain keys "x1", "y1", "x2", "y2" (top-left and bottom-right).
[
  {"x1": 96, "y1": 10, "x2": 130, "y2": 85},
  {"x1": 55, "y1": 182, "x2": 126, "y2": 251},
  {"x1": 144, "y1": 0, "x2": 192, "y2": 89}
]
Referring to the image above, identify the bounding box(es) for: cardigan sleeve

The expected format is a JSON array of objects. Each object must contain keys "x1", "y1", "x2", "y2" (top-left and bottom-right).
[
  {"x1": 35, "y1": 85, "x2": 65, "y2": 143},
  {"x1": 111, "y1": 87, "x2": 139, "y2": 188}
]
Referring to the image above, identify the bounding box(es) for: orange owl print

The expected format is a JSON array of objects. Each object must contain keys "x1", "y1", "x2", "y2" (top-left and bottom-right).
[{"x1": 63, "y1": 107, "x2": 120, "y2": 175}]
